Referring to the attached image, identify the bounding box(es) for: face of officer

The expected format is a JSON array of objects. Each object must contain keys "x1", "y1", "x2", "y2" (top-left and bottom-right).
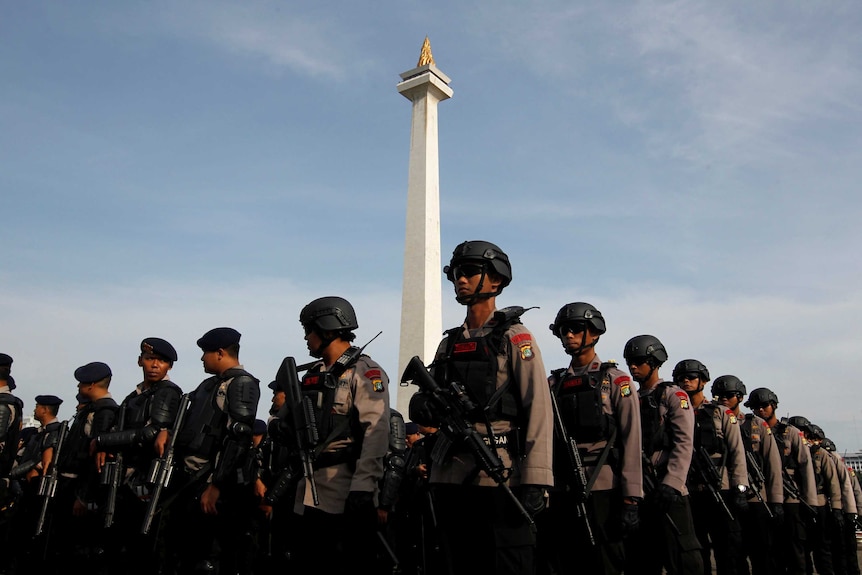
[
  {"x1": 269, "y1": 390, "x2": 285, "y2": 415},
  {"x1": 556, "y1": 322, "x2": 599, "y2": 360},
  {"x1": 716, "y1": 390, "x2": 741, "y2": 411},
  {"x1": 677, "y1": 373, "x2": 704, "y2": 396},
  {"x1": 451, "y1": 262, "x2": 501, "y2": 303},
  {"x1": 139, "y1": 352, "x2": 172, "y2": 384}
]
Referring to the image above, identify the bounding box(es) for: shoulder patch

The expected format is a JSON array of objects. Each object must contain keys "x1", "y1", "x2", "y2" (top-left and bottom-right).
[
  {"x1": 371, "y1": 379, "x2": 385, "y2": 393},
  {"x1": 364, "y1": 369, "x2": 382, "y2": 379},
  {"x1": 620, "y1": 382, "x2": 632, "y2": 397},
  {"x1": 727, "y1": 411, "x2": 738, "y2": 424},
  {"x1": 511, "y1": 333, "x2": 532, "y2": 345},
  {"x1": 613, "y1": 375, "x2": 632, "y2": 386},
  {"x1": 519, "y1": 343, "x2": 535, "y2": 361},
  {"x1": 674, "y1": 390, "x2": 690, "y2": 409}
]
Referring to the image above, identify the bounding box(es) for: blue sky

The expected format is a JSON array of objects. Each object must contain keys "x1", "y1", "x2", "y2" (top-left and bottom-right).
[{"x1": 3, "y1": 2, "x2": 862, "y2": 449}]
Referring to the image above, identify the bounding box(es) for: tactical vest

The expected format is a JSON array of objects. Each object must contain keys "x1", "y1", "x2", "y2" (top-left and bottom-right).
[
  {"x1": 435, "y1": 315, "x2": 523, "y2": 425},
  {"x1": 639, "y1": 381, "x2": 672, "y2": 454},
  {"x1": 772, "y1": 422, "x2": 796, "y2": 471},
  {"x1": 693, "y1": 404, "x2": 725, "y2": 457},
  {"x1": 741, "y1": 414, "x2": 765, "y2": 470},
  {"x1": 176, "y1": 369, "x2": 255, "y2": 459},
  {"x1": 550, "y1": 363, "x2": 616, "y2": 444},
  {"x1": 59, "y1": 397, "x2": 118, "y2": 475},
  {"x1": 0, "y1": 394, "x2": 24, "y2": 475}
]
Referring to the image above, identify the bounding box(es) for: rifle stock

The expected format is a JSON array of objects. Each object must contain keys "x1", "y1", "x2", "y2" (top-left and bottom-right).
[
  {"x1": 744, "y1": 450, "x2": 773, "y2": 518},
  {"x1": 35, "y1": 420, "x2": 69, "y2": 537},
  {"x1": 692, "y1": 446, "x2": 735, "y2": 521},
  {"x1": 400, "y1": 355, "x2": 536, "y2": 530},
  {"x1": 141, "y1": 393, "x2": 190, "y2": 534}
]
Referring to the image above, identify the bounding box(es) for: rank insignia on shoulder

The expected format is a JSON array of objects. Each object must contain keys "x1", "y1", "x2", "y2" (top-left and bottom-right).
[
  {"x1": 519, "y1": 344, "x2": 534, "y2": 361},
  {"x1": 620, "y1": 383, "x2": 631, "y2": 397},
  {"x1": 728, "y1": 413, "x2": 738, "y2": 424},
  {"x1": 371, "y1": 379, "x2": 385, "y2": 393}
]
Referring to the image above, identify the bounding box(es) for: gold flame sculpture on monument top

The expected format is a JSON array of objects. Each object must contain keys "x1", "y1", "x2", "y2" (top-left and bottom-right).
[{"x1": 417, "y1": 36, "x2": 435, "y2": 67}]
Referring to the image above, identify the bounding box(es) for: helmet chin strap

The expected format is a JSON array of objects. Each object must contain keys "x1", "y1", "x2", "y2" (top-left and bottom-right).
[
  {"x1": 455, "y1": 270, "x2": 499, "y2": 305},
  {"x1": 310, "y1": 330, "x2": 336, "y2": 358},
  {"x1": 564, "y1": 329, "x2": 598, "y2": 357}
]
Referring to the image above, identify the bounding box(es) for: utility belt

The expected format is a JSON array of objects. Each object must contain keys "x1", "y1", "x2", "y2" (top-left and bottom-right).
[{"x1": 581, "y1": 449, "x2": 618, "y2": 468}]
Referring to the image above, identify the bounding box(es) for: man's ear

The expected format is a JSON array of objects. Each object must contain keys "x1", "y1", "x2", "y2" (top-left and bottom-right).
[{"x1": 137, "y1": 356, "x2": 144, "y2": 368}]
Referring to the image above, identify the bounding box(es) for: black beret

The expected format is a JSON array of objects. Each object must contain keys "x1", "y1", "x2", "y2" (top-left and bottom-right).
[
  {"x1": 140, "y1": 337, "x2": 178, "y2": 362},
  {"x1": 35, "y1": 394, "x2": 63, "y2": 407},
  {"x1": 4, "y1": 375, "x2": 15, "y2": 390},
  {"x1": 405, "y1": 422, "x2": 420, "y2": 435},
  {"x1": 253, "y1": 419, "x2": 268, "y2": 436},
  {"x1": 197, "y1": 327, "x2": 241, "y2": 352},
  {"x1": 74, "y1": 361, "x2": 112, "y2": 384},
  {"x1": 268, "y1": 380, "x2": 281, "y2": 391},
  {"x1": 0, "y1": 353, "x2": 12, "y2": 367}
]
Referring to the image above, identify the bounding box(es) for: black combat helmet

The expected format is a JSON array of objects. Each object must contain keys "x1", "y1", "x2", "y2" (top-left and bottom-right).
[
  {"x1": 672, "y1": 359, "x2": 710, "y2": 383},
  {"x1": 549, "y1": 302, "x2": 606, "y2": 336},
  {"x1": 300, "y1": 296, "x2": 359, "y2": 333},
  {"x1": 744, "y1": 387, "x2": 779, "y2": 408},
  {"x1": 806, "y1": 423, "x2": 825, "y2": 440},
  {"x1": 444, "y1": 240, "x2": 512, "y2": 287},
  {"x1": 623, "y1": 335, "x2": 668, "y2": 366},
  {"x1": 821, "y1": 438, "x2": 837, "y2": 451},
  {"x1": 787, "y1": 415, "x2": 812, "y2": 432},
  {"x1": 711, "y1": 375, "x2": 746, "y2": 397}
]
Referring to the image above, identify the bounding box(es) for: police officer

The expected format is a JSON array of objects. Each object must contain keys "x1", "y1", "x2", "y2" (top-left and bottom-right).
[
  {"x1": 3, "y1": 394, "x2": 64, "y2": 573},
  {"x1": 845, "y1": 457, "x2": 862, "y2": 575},
  {"x1": 745, "y1": 388, "x2": 818, "y2": 575},
  {"x1": 0, "y1": 353, "x2": 23, "y2": 562},
  {"x1": 269, "y1": 297, "x2": 391, "y2": 573},
  {"x1": 675, "y1": 361, "x2": 749, "y2": 575},
  {"x1": 788, "y1": 419, "x2": 840, "y2": 575},
  {"x1": 537, "y1": 302, "x2": 642, "y2": 575},
  {"x1": 821, "y1": 437, "x2": 857, "y2": 575},
  {"x1": 166, "y1": 327, "x2": 260, "y2": 574},
  {"x1": 712, "y1": 375, "x2": 784, "y2": 575},
  {"x1": 622, "y1": 335, "x2": 703, "y2": 575},
  {"x1": 407, "y1": 240, "x2": 554, "y2": 575},
  {"x1": 54, "y1": 361, "x2": 119, "y2": 572},
  {"x1": 93, "y1": 337, "x2": 183, "y2": 574}
]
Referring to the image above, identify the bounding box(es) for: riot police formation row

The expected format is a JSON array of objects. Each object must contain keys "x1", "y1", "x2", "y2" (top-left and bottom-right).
[{"x1": 3, "y1": 240, "x2": 862, "y2": 575}]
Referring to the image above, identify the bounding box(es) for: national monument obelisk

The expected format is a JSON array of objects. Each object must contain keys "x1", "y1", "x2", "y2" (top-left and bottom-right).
[{"x1": 396, "y1": 38, "x2": 453, "y2": 417}]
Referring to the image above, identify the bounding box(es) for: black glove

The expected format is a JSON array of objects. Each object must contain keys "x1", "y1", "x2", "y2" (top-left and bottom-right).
[
  {"x1": 519, "y1": 485, "x2": 547, "y2": 518},
  {"x1": 733, "y1": 488, "x2": 749, "y2": 512},
  {"x1": 769, "y1": 502, "x2": 785, "y2": 524},
  {"x1": 345, "y1": 491, "x2": 375, "y2": 516},
  {"x1": 833, "y1": 508, "x2": 845, "y2": 529},
  {"x1": 654, "y1": 484, "x2": 681, "y2": 514},
  {"x1": 621, "y1": 501, "x2": 640, "y2": 536}
]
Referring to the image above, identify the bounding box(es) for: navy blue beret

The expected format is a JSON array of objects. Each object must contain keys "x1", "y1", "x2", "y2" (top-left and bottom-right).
[
  {"x1": 268, "y1": 380, "x2": 281, "y2": 391},
  {"x1": 35, "y1": 394, "x2": 63, "y2": 407},
  {"x1": 74, "y1": 361, "x2": 112, "y2": 384},
  {"x1": 0, "y1": 353, "x2": 12, "y2": 367},
  {"x1": 4, "y1": 375, "x2": 15, "y2": 390},
  {"x1": 253, "y1": 419, "x2": 268, "y2": 436},
  {"x1": 405, "y1": 422, "x2": 420, "y2": 435},
  {"x1": 140, "y1": 337, "x2": 178, "y2": 362},
  {"x1": 196, "y1": 327, "x2": 241, "y2": 352}
]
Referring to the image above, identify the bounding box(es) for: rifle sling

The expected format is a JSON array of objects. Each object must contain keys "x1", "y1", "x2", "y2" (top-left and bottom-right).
[{"x1": 583, "y1": 426, "x2": 617, "y2": 497}]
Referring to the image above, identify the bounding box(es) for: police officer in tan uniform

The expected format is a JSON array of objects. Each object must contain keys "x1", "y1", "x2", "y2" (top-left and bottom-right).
[
  {"x1": 269, "y1": 296, "x2": 390, "y2": 573},
  {"x1": 712, "y1": 375, "x2": 784, "y2": 575},
  {"x1": 821, "y1": 437, "x2": 857, "y2": 575},
  {"x1": 537, "y1": 302, "x2": 642, "y2": 575},
  {"x1": 745, "y1": 388, "x2": 818, "y2": 575},
  {"x1": 622, "y1": 335, "x2": 703, "y2": 575},
  {"x1": 408, "y1": 240, "x2": 554, "y2": 575},
  {"x1": 675, "y1": 360, "x2": 749, "y2": 575},
  {"x1": 788, "y1": 419, "x2": 841, "y2": 575}
]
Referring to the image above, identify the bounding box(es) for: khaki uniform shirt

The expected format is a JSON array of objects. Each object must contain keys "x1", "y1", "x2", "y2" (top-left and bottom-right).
[
  {"x1": 294, "y1": 354, "x2": 390, "y2": 515},
  {"x1": 828, "y1": 450, "x2": 856, "y2": 513},
  {"x1": 548, "y1": 356, "x2": 642, "y2": 498},
  {"x1": 774, "y1": 422, "x2": 818, "y2": 508},
  {"x1": 429, "y1": 314, "x2": 554, "y2": 488},
  {"x1": 811, "y1": 446, "x2": 842, "y2": 510},
  {"x1": 639, "y1": 380, "x2": 695, "y2": 496},
  {"x1": 742, "y1": 413, "x2": 784, "y2": 504}
]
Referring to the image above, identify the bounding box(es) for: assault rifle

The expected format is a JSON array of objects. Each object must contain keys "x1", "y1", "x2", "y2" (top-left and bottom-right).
[
  {"x1": 35, "y1": 420, "x2": 69, "y2": 537},
  {"x1": 277, "y1": 356, "x2": 320, "y2": 506},
  {"x1": 400, "y1": 355, "x2": 536, "y2": 530},
  {"x1": 547, "y1": 388, "x2": 595, "y2": 545},
  {"x1": 102, "y1": 405, "x2": 126, "y2": 528},
  {"x1": 141, "y1": 393, "x2": 190, "y2": 534},
  {"x1": 641, "y1": 453, "x2": 681, "y2": 535},
  {"x1": 744, "y1": 450, "x2": 773, "y2": 518},
  {"x1": 782, "y1": 469, "x2": 817, "y2": 521},
  {"x1": 691, "y1": 446, "x2": 735, "y2": 521}
]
